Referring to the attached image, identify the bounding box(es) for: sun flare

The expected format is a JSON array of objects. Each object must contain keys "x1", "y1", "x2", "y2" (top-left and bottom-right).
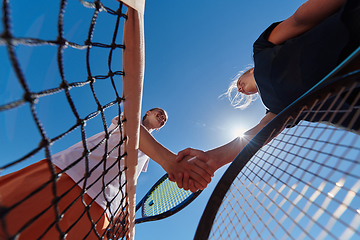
[{"x1": 233, "y1": 128, "x2": 246, "y2": 138}]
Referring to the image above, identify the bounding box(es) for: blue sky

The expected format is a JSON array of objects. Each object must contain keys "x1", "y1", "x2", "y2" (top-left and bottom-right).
[
  {"x1": 1, "y1": 0, "x2": 305, "y2": 239},
  {"x1": 138, "y1": 0, "x2": 305, "y2": 239}
]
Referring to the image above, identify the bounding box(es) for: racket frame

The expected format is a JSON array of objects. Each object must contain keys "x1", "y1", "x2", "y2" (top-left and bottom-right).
[
  {"x1": 194, "y1": 47, "x2": 360, "y2": 239},
  {"x1": 135, "y1": 173, "x2": 202, "y2": 224}
]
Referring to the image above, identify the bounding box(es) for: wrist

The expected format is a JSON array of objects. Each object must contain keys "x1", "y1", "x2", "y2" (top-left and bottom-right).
[
  {"x1": 158, "y1": 151, "x2": 177, "y2": 173},
  {"x1": 206, "y1": 153, "x2": 220, "y2": 171}
]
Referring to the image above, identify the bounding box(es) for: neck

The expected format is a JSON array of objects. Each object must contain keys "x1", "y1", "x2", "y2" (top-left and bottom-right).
[{"x1": 142, "y1": 121, "x2": 154, "y2": 133}]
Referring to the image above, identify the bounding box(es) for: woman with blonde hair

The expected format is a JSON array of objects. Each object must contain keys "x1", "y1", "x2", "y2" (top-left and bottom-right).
[{"x1": 174, "y1": 0, "x2": 360, "y2": 191}]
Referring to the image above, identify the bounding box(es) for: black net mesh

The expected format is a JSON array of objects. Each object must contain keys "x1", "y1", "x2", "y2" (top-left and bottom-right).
[{"x1": 0, "y1": 0, "x2": 132, "y2": 239}]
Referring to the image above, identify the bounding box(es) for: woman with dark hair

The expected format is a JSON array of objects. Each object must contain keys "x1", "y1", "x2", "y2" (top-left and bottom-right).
[{"x1": 0, "y1": 108, "x2": 213, "y2": 239}]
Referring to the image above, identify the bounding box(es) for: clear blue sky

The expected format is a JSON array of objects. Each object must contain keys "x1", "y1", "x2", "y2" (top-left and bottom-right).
[
  {"x1": 0, "y1": 0, "x2": 304, "y2": 239},
  {"x1": 138, "y1": 0, "x2": 304, "y2": 239}
]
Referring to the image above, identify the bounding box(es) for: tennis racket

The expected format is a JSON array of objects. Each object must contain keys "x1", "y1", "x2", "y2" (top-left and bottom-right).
[
  {"x1": 195, "y1": 48, "x2": 360, "y2": 239},
  {"x1": 135, "y1": 173, "x2": 202, "y2": 224}
]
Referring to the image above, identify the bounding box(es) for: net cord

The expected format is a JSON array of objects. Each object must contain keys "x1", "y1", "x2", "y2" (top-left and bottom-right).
[{"x1": 122, "y1": 5, "x2": 145, "y2": 240}]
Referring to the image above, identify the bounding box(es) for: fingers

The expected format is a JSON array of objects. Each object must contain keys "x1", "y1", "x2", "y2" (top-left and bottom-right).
[
  {"x1": 175, "y1": 172, "x2": 184, "y2": 189},
  {"x1": 188, "y1": 179, "x2": 198, "y2": 193},
  {"x1": 190, "y1": 169, "x2": 210, "y2": 187},
  {"x1": 175, "y1": 171, "x2": 199, "y2": 192},
  {"x1": 185, "y1": 159, "x2": 213, "y2": 189},
  {"x1": 188, "y1": 151, "x2": 211, "y2": 163},
  {"x1": 176, "y1": 148, "x2": 205, "y2": 162},
  {"x1": 169, "y1": 171, "x2": 204, "y2": 193},
  {"x1": 175, "y1": 148, "x2": 192, "y2": 162},
  {"x1": 168, "y1": 173, "x2": 175, "y2": 182},
  {"x1": 173, "y1": 148, "x2": 217, "y2": 192},
  {"x1": 193, "y1": 158, "x2": 215, "y2": 178},
  {"x1": 182, "y1": 172, "x2": 190, "y2": 191},
  {"x1": 186, "y1": 171, "x2": 208, "y2": 190}
]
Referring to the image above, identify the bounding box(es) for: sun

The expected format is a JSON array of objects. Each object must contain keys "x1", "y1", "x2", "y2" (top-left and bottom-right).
[{"x1": 232, "y1": 128, "x2": 246, "y2": 138}]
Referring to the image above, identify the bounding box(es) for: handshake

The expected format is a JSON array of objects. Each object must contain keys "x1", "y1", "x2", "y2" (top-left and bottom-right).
[{"x1": 166, "y1": 148, "x2": 218, "y2": 193}]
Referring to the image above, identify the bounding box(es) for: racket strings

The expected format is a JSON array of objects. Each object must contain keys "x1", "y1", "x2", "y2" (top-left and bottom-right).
[
  {"x1": 142, "y1": 178, "x2": 193, "y2": 217},
  {"x1": 202, "y1": 65, "x2": 360, "y2": 239},
  {"x1": 210, "y1": 124, "x2": 360, "y2": 239},
  {"x1": 210, "y1": 135, "x2": 360, "y2": 239}
]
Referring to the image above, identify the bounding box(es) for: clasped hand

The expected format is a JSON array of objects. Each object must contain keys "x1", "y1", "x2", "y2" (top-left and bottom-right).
[{"x1": 168, "y1": 148, "x2": 217, "y2": 193}]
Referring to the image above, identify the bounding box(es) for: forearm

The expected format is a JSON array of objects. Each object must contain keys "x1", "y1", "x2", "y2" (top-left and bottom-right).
[
  {"x1": 205, "y1": 127, "x2": 259, "y2": 169},
  {"x1": 174, "y1": 114, "x2": 276, "y2": 191},
  {"x1": 205, "y1": 137, "x2": 246, "y2": 169},
  {"x1": 204, "y1": 112, "x2": 276, "y2": 170},
  {"x1": 138, "y1": 125, "x2": 176, "y2": 171},
  {"x1": 139, "y1": 125, "x2": 212, "y2": 190}
]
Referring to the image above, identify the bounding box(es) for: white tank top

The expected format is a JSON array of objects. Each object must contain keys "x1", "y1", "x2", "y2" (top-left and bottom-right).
[{"x1": 52, "y1": 116, "x2": 149, "y2": 219}]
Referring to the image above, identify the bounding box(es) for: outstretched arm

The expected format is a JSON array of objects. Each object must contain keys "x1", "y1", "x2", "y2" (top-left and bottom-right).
[
  {"x1": 138, "y1": 125, "x2": 214, "y2": 191},
  {"x1": 175, "y1": 112, "x2": 276, "y2": 190},
  {"x1": 268, "y1": 0, "x2": 346, "y2": 45}
]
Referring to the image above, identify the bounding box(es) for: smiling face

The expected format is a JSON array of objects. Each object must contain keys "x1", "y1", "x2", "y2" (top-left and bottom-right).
[
  {"x1": 143, "y1": 108, "x2": 168, "y2": 131},
  {"x1": 237, "y1": 68, "x2": 258, "y2": 95}
]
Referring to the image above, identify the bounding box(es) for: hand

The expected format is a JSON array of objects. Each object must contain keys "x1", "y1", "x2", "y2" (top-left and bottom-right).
[
  {"x1": 168, "y1": 154, "x2": 214, "y2": 192},
  {"x1": 170, "y1": 148, "x2": 217, "y2": 192},
  {"x1": 138, "y1": 125, "x2": 213, "y2": 192}
]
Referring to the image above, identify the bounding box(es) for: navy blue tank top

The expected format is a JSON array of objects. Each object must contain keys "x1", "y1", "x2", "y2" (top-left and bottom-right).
[{"x1": 253, "y1": 0, "x2": 360, "y2": 114}]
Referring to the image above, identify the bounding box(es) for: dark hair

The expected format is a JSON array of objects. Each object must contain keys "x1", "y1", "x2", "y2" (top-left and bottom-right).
[{"x1": 142, "y1": 108, "x2": 167, "y2": 122}]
